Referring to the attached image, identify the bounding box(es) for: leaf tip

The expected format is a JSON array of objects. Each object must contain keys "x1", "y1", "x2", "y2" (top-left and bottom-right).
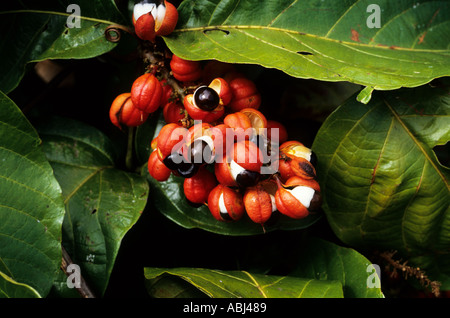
[{"x1": 357, "y1": 86, "x2": 375, "y2": 104}]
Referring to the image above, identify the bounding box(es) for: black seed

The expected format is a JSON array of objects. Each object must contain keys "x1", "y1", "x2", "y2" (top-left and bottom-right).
[
  {"x1": 163, "y1": 152, "x2": 185, "y2": 170},
  {"x1": 194, "y1": 86, "x2": 220, "y2": 111},
  {"x1": 220, "y1": 211, "x2": 233, "y2": 221},
  {"x1": 236, "y1": 170, "x2": 260, "y2": 188},
  {"x1": 309, "y1": 192, "x2": 322, "y2": 211},
  {"x1": 298, "y1": 161, "x2": 316, "y2": 178},
  {"x1": 176, "y1": 162, "x2": 199, "y2": 178}
]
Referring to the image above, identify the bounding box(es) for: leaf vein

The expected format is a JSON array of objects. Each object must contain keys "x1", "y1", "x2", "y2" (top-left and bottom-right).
[
  {"x1": 325, "y1": 0, "x2": 361, "y2": 37},
  {"x1": 267, "y1": 0, "x2": 299, "y2": 27}
]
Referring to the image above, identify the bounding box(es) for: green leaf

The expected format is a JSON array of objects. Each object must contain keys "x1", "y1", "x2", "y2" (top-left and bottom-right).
[
  {"x1": 0, "y1": 0, "x2": 129, "y2": 93},
  {"x1": 144, "y1": 267, "x2": 343, "y2": 298},
  {"x1": 0, "y1": 92, "x2": 65, "y2": 298},
  {"x1": 36, "y1": 117, "x2": 149, "y2": 296},
  {"x1": 165, "y1": 0, "x2": 450, "y2": 93},
  {"x1": 141, "y1": 114, "x2": 322, "y2": 236},
  {"x1": 357, "y1": 86, "x2": 375, "y2": 104},
  {"x1": 145, "y1": 274, "x2": 209, "y2": 298},
  {"x1": 290, "y1": 238, "x2": 383, "y2": 298},
  {"x1": 0, "y1": 271, "x2": 41, "y2": 298},
  {"x1": 312, "y1": 81, "x2": 450, "y2": 285}
]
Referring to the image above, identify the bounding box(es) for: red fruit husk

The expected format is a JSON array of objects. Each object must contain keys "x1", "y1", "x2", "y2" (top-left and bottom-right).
[
  {"x1": 110, "y1": 93, "x2": 148, "y2": 129},
  {"x1": 155, "y1": 0, "x2": 179, "y2": 36},
  {"x1": 183, "y1": 166, "x2": 217, "y2": 204},
  {"x1": 170, "y1": 55, "x2": 203, "y2": 83},
  {"x1": 148, "y1": 150, "x2": 172, "y2": 181},
  {"x1": 243, "y1": 186, "x2": 273, "y2": 224},
  {"x1": 134, "y1": 13, "x2": 156, "y2": 42},
  {"x1": 207, "y1": 184, "x2": 245, "y2": 222},
  {"x1": 156, "y1": 123, "x2": 188, "y2": 160},
  {"x1": 131, "y1": 73, "x2": 163, "y2": 113}
]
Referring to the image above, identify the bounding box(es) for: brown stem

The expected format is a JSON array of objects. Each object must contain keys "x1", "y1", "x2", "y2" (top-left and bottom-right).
[
  {"x1": 377, "y1": 250, "x2": 441, "y2": 297},
  {"x1": 61, "y1": 246, "x2": 96, "y2": 298},
  {"x1": 141, "y1": 48, "x2": 186, "y2": 101},
  {"x1": 125, "y1": 126, "x2": 135, "y2": 171}
]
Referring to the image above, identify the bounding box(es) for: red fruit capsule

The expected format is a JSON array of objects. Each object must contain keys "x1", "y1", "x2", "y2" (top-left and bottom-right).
[
  {"x1": 148, "y1": 150, "x2": 172, "y2": 181},
  {"x1": 170, "y1": 55, "x2": 203, "y2": 83},
  {"x1": 207, "y1": 184, "x2": 245, "y2": 222},
  {"x1": 278, "y1": 155, "x2": 316, "y2": 181},
  {"x1": 163, "y1": 101, "x2": 186, "y2": 125},
  {"x1": 183, "y1": 93, "x2": 224, "y2": 123},
  {"x1": 223, "y1": 112, "x2": 252, "y2": 141},
  {"x1": 131, "y1": 73, "x2": 163, "y2": 113},
  {"x1": 133, "y1": 0, "x2": 178, "y2": 41},
  {"x1": 154, "y1": 0, "x2": 178, "y2": 37},
  {"x1": 214, "y1": 156, "x2": 238, "y2": 187},
  {"x1": 134, "y1": 12, "x2": 156, "y2": 42},
  {"x1": 280, "y1": 141, "x2": 316, "y2": 164},
  {"x1": 183, "y1": 166, "x2": 217, "y2": 204},
  {"x1": 208, "y1": 77, "x2": 232, "y2": 106},
  {"x1": 232, "y1": 140, "x2": 263, "y2": 172},
  {"x1": 279, "y1": 141, "x2": 317, "y2": 180},
  {"x1": 225, "y1": 75, "x2": 261, "y2": 112},
  {"x1": 243, "y1": 185, "x2": 276, "y2": 224},
  {"x1": 275, "y1": 176, "x2": 321, "y2": 219},
  {"x1": 109, "y1": 93, "x2": 149, "y2": 129},
  {"x1": 156, "y1": 123, "x2": 188, "y2": 161},
  {"x1": 214, "y1": 153, "x2": 261, "y2": 188}
]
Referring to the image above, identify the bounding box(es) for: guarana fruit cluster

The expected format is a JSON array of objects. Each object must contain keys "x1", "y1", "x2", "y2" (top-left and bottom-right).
[{"x1": 110, "y1": 0, "x2": 322, "y2": 227}]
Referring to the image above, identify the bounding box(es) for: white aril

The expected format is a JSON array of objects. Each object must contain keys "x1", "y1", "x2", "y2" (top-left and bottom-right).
[
  {"x1": 133, "y1": 2, "x2": 156, "y2": 22},
  {"x1": 269, "y1": 194, "x2": 277, "y2": 212},
  {"x1": 229, "y1": 160, "x2": 246, "y2": 181},
  {"x1": 153, "y1": 4, "x2": 166, "y2": 28},
  {"x1": 134, "y1": 2, "x2": 166, "y2": 24},
  {"x1": 195, "y1": 135, "x2": 215, "y2": 164},
  {"x1": 286, "y1": 186, "x2": 315, "y2": 209},
  {"x1": 218, "y1": 193, "x2": 227, "y2": 213}
]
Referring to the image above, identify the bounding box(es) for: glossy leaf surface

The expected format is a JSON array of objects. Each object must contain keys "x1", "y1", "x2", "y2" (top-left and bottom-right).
[
  {"x1": 165, "y1": 0, "x2": 450, "y2": 97},
  {"x1": 0, "y1": 93, "x2": 65, "y2": 297},
  {"x1": 37, "y1": 117, "x2": 149, "y2": 296},
  {"x1": 312, "y1": 80, "x2": 450, "y2": 286},
  {"x1": 144, "y1": 267, "x2": 343, "y2": 298},
  {"x1": 0, "y1": 0, "x2": 128, "y2": 93}
]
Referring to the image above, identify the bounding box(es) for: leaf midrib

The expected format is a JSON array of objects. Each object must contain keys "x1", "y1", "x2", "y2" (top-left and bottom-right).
[
  {"x1": 172, "y1": 25, "x2": 450, "y2": 54},
  {"x1": 383, "y1": 98, "x2": 449, "y2": 188},
  {"x1": 51, "y1": 164, "x2": 112, "y2": 205}
]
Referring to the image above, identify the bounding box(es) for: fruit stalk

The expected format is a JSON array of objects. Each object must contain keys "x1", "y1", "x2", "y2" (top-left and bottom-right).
[{"x1": 142, "y1": 48, "x2": 186, "y2": 102}]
